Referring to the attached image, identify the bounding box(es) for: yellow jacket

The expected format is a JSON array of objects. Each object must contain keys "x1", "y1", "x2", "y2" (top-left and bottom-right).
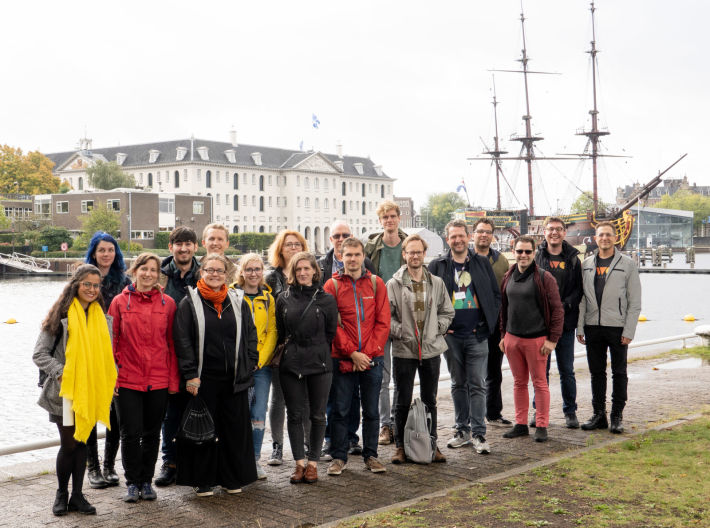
[{"x1": 233, "y1": 284, "x2": 278, "y2": 368}]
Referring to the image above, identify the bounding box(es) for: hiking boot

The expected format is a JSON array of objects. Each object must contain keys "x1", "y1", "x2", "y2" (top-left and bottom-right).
[
  {"x1": 391, "y1": 447, "x2": 406, "y2": 464},
  {"x1": 365, "y1": 456, "x2": 386, "y2": 473},
  {"x1": 303, "y1": 464, "x2": 318, "y2": 484},
  {"x1": 86, "y1": 441, "x2": 109, "y2": 489},
  {"x1": 534, "y1": 427, "x2": 548, "y2": 442},
  {"x1": 473, "y1": 435, "x2": 490, "y2": 454},
  {"x1": 154, "y1": 463, "x2": 176, "y2": 487},
  {"x1": 446, "y1": 430, "x2": 472, "y2": 448},
  {"x1": 378, "y1": 425, "x2": 393, "y2": 445},
  {"x1": 194, "y1": 486, "x2": 214, "y2": 497},
  {"x1": 52, "y1": 489, "x2": 68, "y2": 516},
  {"x1": 581, "y1": 412, "x2": 608, "y2": 431},
  {"x1": 565, "y1": 413, "x2": 580, "y2": 429},
  {"x1": 487, "y1": 416, "x2": 512, "y2": 426},
  {"x1": 103, "y1": 437, "x2": 120, "y2": 486},
  {"x1": 433, "y1": 447, "x2": 447, "y2": 463},
  {"x1": 123, "y1": 484, "x2": 140, "y2": 503},
  {"x1": 68, "y1": 493, "x2": 96, "y2": 515},
  {"x1": 348, "y1": 441, "x2": 363, "y2": 455},
  {"x1": 267, "y1": 443, "x2": 283, "y2": 466},
  {"x1": 327, "y1": 459, "x2": 346, "y2": 476},
  {"x1": 610, "y1": 414, "x2": 625, "y2": 434},
  {"x1": 256, "y1": 464, "x2": 267, "y2": 480},
  {"x1": 503, "y1": 424, "x2": 530, "y2": 438},
  {"x1": 140, "y1": 482, "x2": 157, "y2": 501},
  {"x1": 320, "y1": 439, "x2": 333, "y2": 462},
  {"x1": 290, "y1": 464, "x2": 306, "y2": 484}
]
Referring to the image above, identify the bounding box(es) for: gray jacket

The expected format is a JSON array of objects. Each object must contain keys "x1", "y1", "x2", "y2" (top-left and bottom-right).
[
  {"x1": 578, "y1": 248, "x2": 642, "y2": 340},
  {"x1": 33, "y1": 315, "x2": 114, "y2": 416},
  {"x1": 387, "y1": 265, "x2": 454, "y2": 360}
]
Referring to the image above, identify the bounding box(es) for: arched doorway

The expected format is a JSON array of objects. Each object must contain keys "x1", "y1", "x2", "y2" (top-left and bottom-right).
[
  {"x1": 304, "y1": 226, "x2": 312, "y2": 249},
  {"x1": 314, "y1": 226, "x2": 321, "y2": 254},
  {"x1": 323, "y1": 227, "x2": 331, "y2": 251}
]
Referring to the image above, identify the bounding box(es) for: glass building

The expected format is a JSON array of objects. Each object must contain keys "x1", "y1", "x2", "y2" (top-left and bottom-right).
[{"x1": 627, "y1": 207, "x2": 693, "y2": 249}]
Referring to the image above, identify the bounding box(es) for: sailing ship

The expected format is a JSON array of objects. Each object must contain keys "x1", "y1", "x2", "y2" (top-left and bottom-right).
[{"x1": 467, "y1": 2, "x2": 685, "y2": 251}]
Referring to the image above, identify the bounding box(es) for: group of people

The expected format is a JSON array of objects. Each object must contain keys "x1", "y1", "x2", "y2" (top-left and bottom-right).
[{"x1": 33, "y1": 200, "x2": 641, "y2": 517}]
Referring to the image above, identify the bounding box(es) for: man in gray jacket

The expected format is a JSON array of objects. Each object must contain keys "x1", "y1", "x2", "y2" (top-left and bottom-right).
[
  {"x1": 577, "y1": 221, "x2": 641, "y2": 434},
  {"x1": 387, "y1": 234, "x2": 455, "y2": 464}
]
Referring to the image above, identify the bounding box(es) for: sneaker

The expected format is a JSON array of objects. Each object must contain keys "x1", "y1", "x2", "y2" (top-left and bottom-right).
[
  {"x1": 224, "y1": 487, "x2": 242, "y2": 494},
  {"x1": 154, "y1": 463, "x2": 176, "y2": 487},
  {"x1": 52, "y1": 489, "x2": 68, "y2": 516},
  {"x1": 487, "y1": 416, "x2": 512, "y2": 426},
  {"x1": 67, "y1": 493, "x2": 96, "y2": 515},
  {"x1": 473, "y1": 435, "x2": 490, "y2": 454},
  {"x1": 140, "y1": 482, "x2": 157, "y2": 501},
  {"x1": 348, "y1": 441, "x2": 363, "y2": 455},
  {"x1": 565, "y1": 413, "x2": 580, "y2": 429},
  {"x1": 364, "y1": 456, "x2": 387, "y2": 473},
  {"x1": 123, "y1": 484, "x2": 140, "y2": 503},
  {"x1": 256, "y1": 464, "x2": 267, "y2": 480},
  {"x1": 320, "y1": 440, "x2": 333, "y2": 462},
  {"x1": 327, "y1": 459, "x2": 346, "y2": 476},
  {"x1": 391, "y1": 447, "x2": 406, "y2": 464},
  {"x1": 534, "y1": 427, "x2": 548, "y2": 442},
  {"x1": 378, "y1": 425, "x2": 393, "y2": 445},
  {"x1": 267, "y1": 443, "x2": 283, "y2": 466},
  {"x1": 446, "y1": 430, "x2": 472, "y2": 448},
  {"x1": 194, "y1": 486, "x2": 214, "y2": 497},
  {"x1": 503, "y1": 424, "x2": 530, "y2": 438}
]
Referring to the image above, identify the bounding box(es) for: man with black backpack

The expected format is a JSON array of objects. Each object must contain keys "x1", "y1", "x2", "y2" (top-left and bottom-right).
[{"x1": 387, "y1": 234, "x2": 454, "y2": 464}]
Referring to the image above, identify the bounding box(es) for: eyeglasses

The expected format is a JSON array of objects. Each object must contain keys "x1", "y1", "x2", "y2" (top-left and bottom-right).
[
  {"x1": 405, "y1": 251, "x2": 424, "y2": 256},
  {"x1": 515, "y1": 249, "x2": 533, "y2": 255},
  {"x1": 546, "y1": 227, "x2": 565, "y2": 233},
  {"x1": 243, "y1": 267, "x2": 262, "y2": 275},
  {"x1": 475, "y1": 230, "x2": 493, "y2": 235},
  {"x1": 81, "y1": 282, "x2": 101, "y2": 290},
  {"x1": 203, "y1": 268, "x2": 226, "y2": 275},
  {"x1": 284, "y1": 242, "x2": 303, "y2": 249},
  {"x1": 331, "y1": 233, "x2": 352, "y2": 240}
]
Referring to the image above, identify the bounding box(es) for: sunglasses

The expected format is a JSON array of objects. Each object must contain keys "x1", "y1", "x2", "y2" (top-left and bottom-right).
[
  {"x1": 331, "y1": 233, "x2": 352, "y2": 239},
  {"x1": 515, "y1": 249, "x2": 533, "y2": 255}
]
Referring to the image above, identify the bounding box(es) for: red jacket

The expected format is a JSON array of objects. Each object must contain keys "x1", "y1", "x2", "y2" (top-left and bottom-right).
[
  {"x1": 108, "y1": 284, "x2": 179, "y2": 392},
  {"x1": 323, "y1": 269, "x2": 391, "y2": 360}
]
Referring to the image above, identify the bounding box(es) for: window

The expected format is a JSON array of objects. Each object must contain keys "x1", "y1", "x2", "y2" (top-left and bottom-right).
[
  {"x1": 233, "y1": 226, "x2": 239, "y2": 233},
  {"x1": 314, "y1": 178, "x2": 319, "y2": 189},
  {"x1": 147, "y1": 173, "x2": 153, "y2": 187},
  {"x1": 323, "y1": 179, "x2": 328, "y2": 190},
  {"x1": 362, "y1": 183, "x2": 366, "y2": 197},
  {"x1": 216, "y1": 171, "x2": 220, "y2": 183},
  {"x1": 131, "y1": 230, "x2": 154, "y2": 240},
  {"x1": 174, "y1": 170, "x2": 180, "y2": 188},
  {"x1": 81, "y1": 200, "x2": 94, "y2": 213},
  {"x1": 297, "y1": 197, "x2": 301, "y2": 207},
  {"x1": 243, "y1": 173, "x2": 247, "y2": 184},
  {"x1": 324, "y1": 199, "x2": 329, "y2": 210},
  {"x1": 259, "y1": 175, "x2": 264, "y2": 191},
  {"x1": 276, "y1": 197, "x2": 280, "y2": 206},
  {"x1": 233, "y1": 195, "x2": 239, "y2": 211},
  {"x1": 381, "y1": 184, "x2": 385, "y2": 198},
  {"x1": 226, "y1": 172, "x2": 230, "y2": 184},
  {"x1": 206, "y1": 170, "x2": 212, "y2": 188},
  {"x1": 233, "y1": 173, "x2": 238, "y2": 190},
  {"x1": 159, "y1": 197, "x2": 174, "y2": 213},
  {"x1": 259, "y1": 196, "x2": 264, "y2": 212},
  {"x1": 305, "y1": 197, "x2": 310, "y2": 208},
  {"x1": 251, "y1": 174, "x2": 255, "y2": 185},
  {"x1": 193, "y1": 201, "x2": 205, "y2": 214},
  {"x1": 305, "y1": 177, "x2": 310, "y2": 189},
  {"x1": 268, "y1": 196, "x2": 272, "y2": 207},
  {"x1": 252, "y1": 195, "x2": 256, "y2": 207},
  {"x1": 107, "y1": 199, "x2": 120, "y2": 211},
  {"x1": 196, "y1": 169, "x2": 201, "y2": 182},
  {"x1": 56, "y1": 201, "x2": 69, "y2": 213},
  {"x1": 259, "y1": 226, "x2": 265, "y2": 233},
  {"x1": 78, "y1": 177, "x2": 84, "y2": 191},
  {"x1": 216, "y1": 195, "x2": 221, "y2": 205},
  {"x1": 226, "y1": 194, "x2": 230, "y2": 205},
  {"x1": 362, "y1": 202, "x2": 366, "y2": 215},
  {"x1": 268, "y1": 174, "x2": 272, "y2": 185},
  {"x1": 342, "y1": 182, "x2": 346, "y2": 196},
  {"x1": 284, "y1": 197, "x2": 287, "y2": 207},
  {"x1": 349, "y1": 182, "x2": 353, "y2": 191},
  {"x1": 183, "y1": 169, "x2": 188, "y2": 182},
  {"x1": 315, "y1": 198, "x2": 319, "y2": 209},
  {"x1": 297, "y1": 175, "x2": 301, "y2": 186},
  {"x1": 342, "y1": 200, "x2": 346, "y2": 214}
]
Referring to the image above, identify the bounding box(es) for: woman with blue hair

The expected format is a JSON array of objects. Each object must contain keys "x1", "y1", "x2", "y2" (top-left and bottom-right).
[{"x1": 83, "y1": 231, "x2": 131, "y2": 489}]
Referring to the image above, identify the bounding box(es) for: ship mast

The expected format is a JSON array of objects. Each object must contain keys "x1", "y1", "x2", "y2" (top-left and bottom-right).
[{"x1": 484, "y1": 77, "x2": 507, "y2": 210}]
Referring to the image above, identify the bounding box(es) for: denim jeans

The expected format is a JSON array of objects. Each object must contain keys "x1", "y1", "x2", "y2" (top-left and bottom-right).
[
  {"x1": 533, "y1": 329, "x2": 578, "y2": 415},
  {"x1": 160, "y1": 392, "x2": 190, "y2": 464},
  {"x1": 379, "y1": 339, "x2": 393, "y2": 427},
  {"x1": 250, "y1": 367, "x2": 272, "y2": 460},
  {"x1": 330, "y1": 356, "x2": 383, "y2": 462},
  {"x1": 325, "y1": 383, "x2": 360, "y2": 444},
  {"x1": 392, "y1": 356, "x2": 441, "y2": 447},
  {"x1": 443, "y1": 334, "x2": 488, "y2": 437}
]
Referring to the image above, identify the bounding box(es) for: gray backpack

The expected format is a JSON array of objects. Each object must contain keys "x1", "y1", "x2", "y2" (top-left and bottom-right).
[{"x1": 403, "y1": 398, "x2": 435, "y2": 464}]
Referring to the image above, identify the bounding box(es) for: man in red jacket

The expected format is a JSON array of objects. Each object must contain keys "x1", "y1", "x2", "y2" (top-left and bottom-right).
[{"x1": 323, "y1": 237, "x2": 391, "y2": 476}]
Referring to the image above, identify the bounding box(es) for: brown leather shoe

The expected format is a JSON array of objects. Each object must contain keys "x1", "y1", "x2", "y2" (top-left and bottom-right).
[
  {"x1": 378, "y1": 425, "x2": 393, "y2": 445},
  {"x1": 303, "y1": 464, "x2": 318, "y2": 484},
  {"x1": 391, "y1": 447, "x2": 406, "y2": 464},
  {"x1": 290, "y1": 464, "x2": 305, "y2": 484},
  {"x1": 433, "y1": 447, "x2": 447, "y2": 463}
]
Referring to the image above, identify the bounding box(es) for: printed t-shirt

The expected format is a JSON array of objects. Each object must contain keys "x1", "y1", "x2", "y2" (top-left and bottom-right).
[
  {"x1": 547, "y1": 253, "x2": 567, "y2": 291},
  {"x1": 594, "y1": 255, "x2": 614, "y2": 308},
  {"x1": 449, "y1": 258, "x2": 481, "y2": 338}
]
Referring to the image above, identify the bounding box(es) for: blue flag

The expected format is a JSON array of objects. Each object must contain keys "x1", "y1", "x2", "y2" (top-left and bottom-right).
[
  {"x1": 312, "y1": 114, "x2": 320, "y2": 129},
  {"x1": 456, "y1": 180, "x2": 467, "y2": 193},
  {"x1": 299, "y1": 140, "x2": 304, "y2": 151}
]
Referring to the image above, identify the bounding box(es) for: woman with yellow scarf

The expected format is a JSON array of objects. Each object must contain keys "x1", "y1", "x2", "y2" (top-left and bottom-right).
[{"x1": 33, "y1": 264, "x2": 117, "y2": 517}]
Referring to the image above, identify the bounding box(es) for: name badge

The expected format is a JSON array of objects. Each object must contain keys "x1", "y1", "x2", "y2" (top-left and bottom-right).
[{"x1": 454, "y1": 291, "x2": 466, "y2": 300}]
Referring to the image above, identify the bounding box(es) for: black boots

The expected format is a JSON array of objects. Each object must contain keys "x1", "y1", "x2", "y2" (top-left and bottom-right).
[
  {"x1": 86, "y1": 441, "x2": 109, "y2": 489},
  {"x1": 581, "y1": 411, "x2": 608, "y2": 431},
  {"x1": 154, "y1": 463, "x2": 177, "y2": 487},
  {"x1": 52, "y1": 489, "x2": 68, "y2": 516},
  {"x1": 610, "y1": 413, "x2": 624, "y2": 434},
  {"x1": 503, "y1": 424, "x2": 530, "y2": 438},
  {"x1": 533, "y1": 427, "x2": 548, "y2": 442},
  {"x1": 103, "y1": 437, "x2": 120, "y2": 486},
  {"x1": 68, "y1": 493, "x2": 96, "y2": 515}
]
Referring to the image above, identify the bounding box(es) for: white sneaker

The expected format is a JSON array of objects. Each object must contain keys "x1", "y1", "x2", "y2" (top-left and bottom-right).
[
  {"x1": 256, "y1": 465, "x2": 267, "y2": 480},
  {"x1": 473, "y1": 434, "x2": 490, "y2": 454},
  {"x1": 446, "y1": 430, "x2": 472, "y2": 448}
]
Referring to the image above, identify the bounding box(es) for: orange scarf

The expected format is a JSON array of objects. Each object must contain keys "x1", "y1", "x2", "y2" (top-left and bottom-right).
[{"x1": 197, "y1": 278, "x2": 228, "y2": 318}]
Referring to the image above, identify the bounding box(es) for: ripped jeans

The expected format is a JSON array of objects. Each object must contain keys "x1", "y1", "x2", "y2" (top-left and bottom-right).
[{"x1": 250, "y1": 367, "x2": 272, "y2": 460}]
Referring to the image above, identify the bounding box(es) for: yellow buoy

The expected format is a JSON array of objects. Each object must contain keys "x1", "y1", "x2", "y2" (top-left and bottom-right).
[
  {"x1": 638, "y1": 315, "x2": 647, "y2": 322},
  {"x1": 683, "y1": 314, "x2": 696, "y2": 322},
  {"x1": 4, "y1": 318, "x2": 17, "y2": 324}
]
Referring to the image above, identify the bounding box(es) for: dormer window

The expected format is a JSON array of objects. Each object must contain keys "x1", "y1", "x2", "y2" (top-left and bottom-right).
[
  {"x1": 197, "y1": 146, "x2": 209, "y2": 161},
  {"x1": 116, "y1": 153, "x2": 127, "y2": 166},
  {"x1": 176, "y1": 147, "x2": 188, "y2": 161},
  {"x1": 334, "y1": 160, "x2": 344, "y2": 171},
  {"x1": 374, "y1": 165, "x2": 383, "y2": 177},
  {"x1": 354, "y1": 162, "x2": 364, "y2": 175},
  {"x1": 251, "y1": 152, "x2": 262, "y2": 166},
  {"x1": 224, "y1": 149, "x2": 236, "y2": 163},
  {"x1": 148, "y1": 150, "x2": 160, "y2": 163}
]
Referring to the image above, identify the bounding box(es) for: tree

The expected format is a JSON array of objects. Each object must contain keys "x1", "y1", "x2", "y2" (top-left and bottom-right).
[
  {"x1": 38, "y1": 226, "x2": 72, "y2": 251},
  {"x1": 80, "y1": 204, "x2": 121, "y2": 238},
  {"x1": 419, "y1": 192, "x2": 468, "y2": 234},
  {"x1": 86, "y1": 160, "x2": 135, "y2": 190},
  {"x1": 0, "y1": 208, "x2": 11, "y2": 230},
  {"x1": 0, "y1": 145, "x2": 60, "y2": 194},
  {"x1": 656, "y1": 190, "x2": 710, "y2": 230},
  {"x1": 570, "y1": 191, "x2": 609, "y2": 214}
]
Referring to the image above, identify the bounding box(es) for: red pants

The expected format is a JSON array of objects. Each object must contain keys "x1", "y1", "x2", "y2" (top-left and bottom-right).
[{"x1": 503, "y1": 334, "x2": 550, "y2": 428}]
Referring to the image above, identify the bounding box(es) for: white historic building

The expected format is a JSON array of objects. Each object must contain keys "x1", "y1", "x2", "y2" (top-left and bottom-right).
[{"x1": 45, "y1": 135, "x2": 394, "y2": 253}]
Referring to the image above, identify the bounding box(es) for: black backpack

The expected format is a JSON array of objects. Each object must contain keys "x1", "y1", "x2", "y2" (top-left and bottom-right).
[{"x1": 37, "y1": 333, "x2": 62, "y2": 388}]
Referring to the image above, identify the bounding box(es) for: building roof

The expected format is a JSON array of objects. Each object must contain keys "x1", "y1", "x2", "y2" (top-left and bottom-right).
[
  {"x1": 637, "y1": 206, "x2": 694, "y2": 218},
  {"x1": 45, "y1": 138, "x2": 391, "y2": 180}
]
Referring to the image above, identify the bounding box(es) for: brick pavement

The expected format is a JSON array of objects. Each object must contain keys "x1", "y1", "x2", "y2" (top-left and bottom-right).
[{"x1": 1, "y1": 353, "x2": 709, "y2": 528}]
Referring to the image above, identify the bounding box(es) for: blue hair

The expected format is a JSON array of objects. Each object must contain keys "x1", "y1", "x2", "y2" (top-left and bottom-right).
[{"x1": 85, "y1": 231, "x2": 126, "y2": 276}]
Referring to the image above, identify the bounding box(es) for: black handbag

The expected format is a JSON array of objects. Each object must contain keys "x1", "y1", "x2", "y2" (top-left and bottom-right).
[{"x1": 177, "y1": 395, "x2": 216, "y2": 444}]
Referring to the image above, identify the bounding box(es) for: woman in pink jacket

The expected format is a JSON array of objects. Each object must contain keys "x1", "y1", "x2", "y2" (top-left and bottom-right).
[{"x1": 108, "y1": 253, "x2": 179, "y2": 503}]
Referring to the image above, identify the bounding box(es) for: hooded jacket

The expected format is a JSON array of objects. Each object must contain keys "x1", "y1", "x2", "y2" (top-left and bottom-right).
[
  {"x1": 364, "y1": 228, "x2": 408, "y2": 273},
  {"x1": 317, "y1": 248, "x2": 376, "y2": 286},
  {"x1": 387, "y1": 265, "x2": 454, "y2": 361},
  {"x1": 160, "y1": 255, "x2": 201, "y2": 305},
  {"x1": 323, "y1": 268, "x2": 391, "y2": 360},
  {"x1": 108, "y1": 284, "x2": 179, "y2": 393},
  {"x1": 235, "y1": 284, "x2": 278, "y2": 368}
]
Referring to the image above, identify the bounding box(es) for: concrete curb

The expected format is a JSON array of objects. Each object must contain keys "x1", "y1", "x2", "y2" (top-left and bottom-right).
[{"x1": 316, "y1": 412, "x2": 705, "y2": 528}]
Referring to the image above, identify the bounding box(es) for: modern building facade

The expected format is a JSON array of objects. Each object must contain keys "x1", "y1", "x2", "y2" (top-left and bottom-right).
[
  {"x1": 627, "y1": 206, "x2": 693, "y2": 249},
  {"x1": 44, "y1": 134, "x2": 395, "y2": 253}
]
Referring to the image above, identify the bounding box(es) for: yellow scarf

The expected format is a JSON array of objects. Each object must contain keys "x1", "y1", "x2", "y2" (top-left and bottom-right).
[{"x1": 59, "y1": 298, "x2": 117, "y2": 443}]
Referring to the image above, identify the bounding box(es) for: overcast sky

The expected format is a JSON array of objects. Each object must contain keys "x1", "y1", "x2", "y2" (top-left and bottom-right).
[{"x1": 1, "y1": 1, "x2": 707, "y2": 214}]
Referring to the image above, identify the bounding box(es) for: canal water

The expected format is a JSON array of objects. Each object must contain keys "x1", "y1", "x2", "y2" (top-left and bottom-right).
[{"x1": 2, "y1": 257, "x2": 709, "y2": 467}]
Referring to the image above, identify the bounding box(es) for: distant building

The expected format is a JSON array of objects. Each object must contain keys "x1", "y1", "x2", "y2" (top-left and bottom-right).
[
  {"x1": 0, "y1": 194, "x2": 33, "y2": 224},
  {"x1": 33, "y1": 190, "x2": 213, "y2": 249},
  {"x1": 626, "y1": 207, "x2": 693, "y2": 250},
  {"x1": 44, "y1": 134, "x2": 395, "y2": 253},
  {"x1": 617, "y1": 175, "x2": 710, "y2": 206},
  {"x1": 393, "y1": 196, "x2": 415, "y2": 228}
]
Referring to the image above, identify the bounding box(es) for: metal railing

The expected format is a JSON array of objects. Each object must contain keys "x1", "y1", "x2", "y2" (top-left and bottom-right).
[{"x1": 0, "y1": 252, "x2": 52, "y2": 273}]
